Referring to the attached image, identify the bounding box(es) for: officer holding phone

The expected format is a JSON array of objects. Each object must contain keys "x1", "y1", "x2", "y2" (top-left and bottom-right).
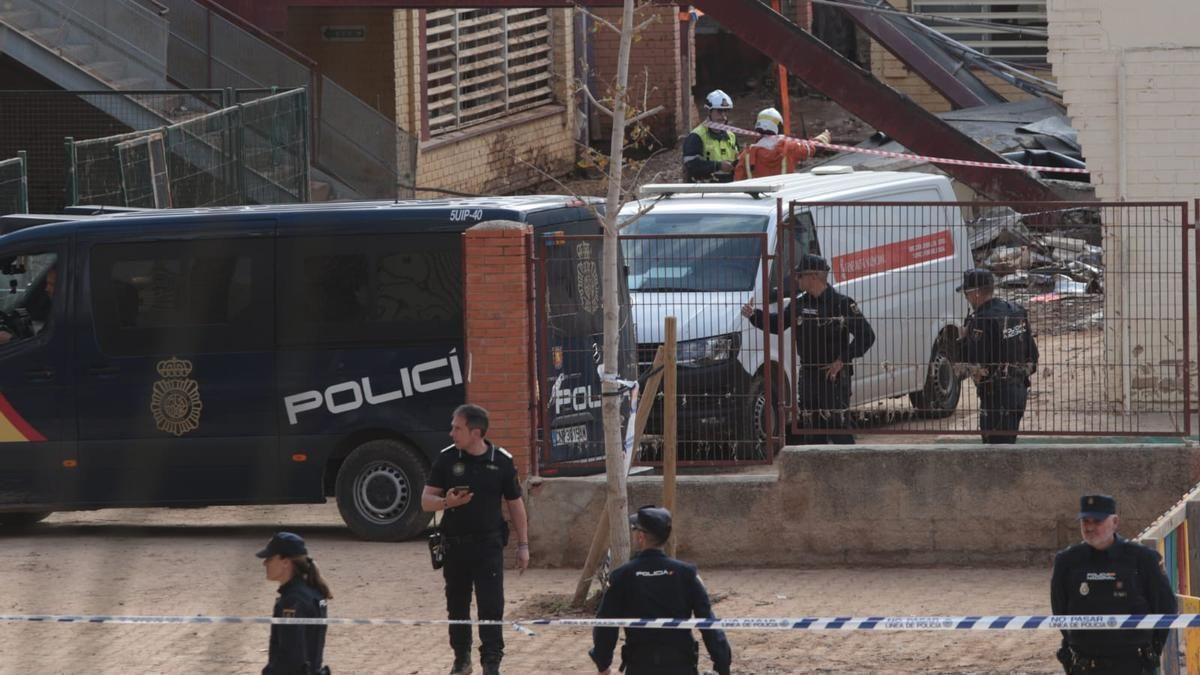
[{"x1": 422, "y1": 404, "x2": 529, "y2": 675}]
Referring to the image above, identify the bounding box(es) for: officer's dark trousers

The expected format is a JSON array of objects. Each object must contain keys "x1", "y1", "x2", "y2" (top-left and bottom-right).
[
  {"x1": 977, "y1": 377, "x2": 1028, "y2": 444},
  {"x1": 794, "y1": 367, "x2": 854, "y2": 445},
  {"x1": 1067, "y1": 653, "x2": 1157, "y2": 674},
  {"x1": 443, "y1": 533, "x2": 505, "y2": 664},
  {"x1": 625, "y1": 666, "x2": 698, "y2": 675}
]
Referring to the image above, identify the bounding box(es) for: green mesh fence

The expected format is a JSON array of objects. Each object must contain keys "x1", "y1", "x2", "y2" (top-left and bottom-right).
[
  {"x1": 0, "y1": 152, "x2": 29, "y2": 215},
  {"x1": 67, "y1": 88, "x2": 308, "y2": 209}
]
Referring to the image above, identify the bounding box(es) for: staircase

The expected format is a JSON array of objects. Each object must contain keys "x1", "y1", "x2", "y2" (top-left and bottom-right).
[{"x1": 0, "y1": 0, "x2": 414, "y2": 202}]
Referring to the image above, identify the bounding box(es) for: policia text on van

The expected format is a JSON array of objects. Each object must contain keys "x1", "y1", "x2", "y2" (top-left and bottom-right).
[{"x1": 0, "y1": 198, "x2": 603, "y2": 540}]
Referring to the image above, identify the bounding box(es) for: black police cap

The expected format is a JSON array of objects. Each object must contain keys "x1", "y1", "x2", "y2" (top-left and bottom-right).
[
  {"x1": 794, "y1": 254, "x2": 830, "y2": 274},
  {"x1": 1078, "y1": 494, "x2": 1116, "y2": 520},
  {"x1": 956, "y1": 268, "x2": 995, "y2": 292},
  {"x1": 629, "y1": 505, "x2": 672, "y2": 541},
  {"x1": 256, "y1": 531, "x2": 308, "y2": 558}
]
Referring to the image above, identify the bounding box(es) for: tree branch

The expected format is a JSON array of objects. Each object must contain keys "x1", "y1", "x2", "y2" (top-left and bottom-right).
[
  {"x1": 575, "y1": 6, "x2": 621, "y2": 34},
  {"x1": 624, "y1": 104, "x2": 664, "y2": 127},
  {"x1": 579, "y1": 82, "x2": 615, "y2": 119}
]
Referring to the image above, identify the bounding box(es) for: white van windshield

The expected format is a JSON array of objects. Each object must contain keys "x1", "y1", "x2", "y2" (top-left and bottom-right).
[{"x1": 622, "y1": 213, "x2": 768, "y2": 292}]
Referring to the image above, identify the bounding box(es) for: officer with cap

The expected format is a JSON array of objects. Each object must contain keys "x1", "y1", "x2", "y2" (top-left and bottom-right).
[
  {"x1": 741, "y1": 253, "x2": 875, "y2": 444},
  {"x1": 1051, "y1": 494, "x2": 1175, "y2": 674},
  {"x1": 256, "y1": 532, "x2": 332, "y2": 675},
  {"x1": 682, "y1": 89, "x2": 740, "y2": 183},
  {"x1": 590, "y1": 506, "x2": 732, "y2": 675},
  {"x1": 956, "y1": 268, "x2": 1039, "y2": 443}
]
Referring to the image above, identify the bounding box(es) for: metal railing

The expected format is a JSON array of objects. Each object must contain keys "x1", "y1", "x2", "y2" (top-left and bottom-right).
[{"x1": 0, "y1": 152, "x2": 30, "y2": 216}]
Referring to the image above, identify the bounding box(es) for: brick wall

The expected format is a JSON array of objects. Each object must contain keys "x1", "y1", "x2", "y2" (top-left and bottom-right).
[
  {"x1": 1045, "y1": 0, "x2": 1200, "y2": 407},
  {"x1": 590, "y1": 6, "x2": 683, "y2": 144},
  {"x1": 462, "y1": 222, "x2": 535, "y2": 478}
]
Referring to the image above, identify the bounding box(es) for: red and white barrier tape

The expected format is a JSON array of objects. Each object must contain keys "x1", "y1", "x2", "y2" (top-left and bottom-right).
[{"x1": 704, "y1": 121, "x2": 1091, "y2": 175}]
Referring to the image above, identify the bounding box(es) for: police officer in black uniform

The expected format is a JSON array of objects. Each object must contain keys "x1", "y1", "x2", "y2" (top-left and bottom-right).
[
  {"x1": 257, "y1": 532, "x2": 332, "y2": 675},
  {"x1": 1051, "y1": 494, "x2": 1176, "y2": 674},
  {"x1": 741, "y1": 254, "x2": 875, "y2": 444},
  {"x1": 590, "y1": 506, "x2": 732, "y2": 675},
  {"x1": 422, "y1": 403, "x2": 529, "y2": 675},
  {"x1": 957, "y1": 269, "x2": 1039, "y2": 444}
]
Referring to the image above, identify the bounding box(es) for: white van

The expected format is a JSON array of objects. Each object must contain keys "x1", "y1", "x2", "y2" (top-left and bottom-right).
[{"x1": 620, "y1": 169, "x2": 973, "y2": 448}]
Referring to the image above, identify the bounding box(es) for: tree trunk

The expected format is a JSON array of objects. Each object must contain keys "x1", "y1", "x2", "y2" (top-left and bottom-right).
[{"x1": 601, "y1": 0, "x2": 637, "y2": 567}]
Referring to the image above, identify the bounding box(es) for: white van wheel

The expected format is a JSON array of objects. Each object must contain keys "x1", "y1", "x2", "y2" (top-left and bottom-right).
[
  {"x1": 335, "y1": 439, "x2": 431, "y2": 541},
  {"x1": 909, "y1": 338, "x2": 961, "y2": 419},
  {"x1": 737, "y1": 373, "x2": 782, "y2": 459}
]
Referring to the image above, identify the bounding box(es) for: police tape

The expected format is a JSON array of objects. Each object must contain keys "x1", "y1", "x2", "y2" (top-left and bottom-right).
[
  {"x1": 2, "y1": 614, "x2": 1199, "y2": 633},
  {"x1": 703, "y1": 121, "x2": 1092, "y2": 175}
]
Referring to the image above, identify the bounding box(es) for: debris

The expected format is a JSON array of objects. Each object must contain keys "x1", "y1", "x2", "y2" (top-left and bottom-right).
[{"x1": 1053, "y1": 274, "x2": 1089, "y2": 295}]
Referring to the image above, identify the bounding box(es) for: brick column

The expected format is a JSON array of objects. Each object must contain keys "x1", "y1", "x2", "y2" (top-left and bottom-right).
[{"x1": 463, "y1": 221, "x2": 535, "y2": 478}]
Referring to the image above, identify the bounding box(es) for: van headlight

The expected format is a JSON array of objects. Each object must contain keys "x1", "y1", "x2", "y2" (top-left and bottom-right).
[{"x1": 676, "y1": 333, "x2": 740, "y2": 367}]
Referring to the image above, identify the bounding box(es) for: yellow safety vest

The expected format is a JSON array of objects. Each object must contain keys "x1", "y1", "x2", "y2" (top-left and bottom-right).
[{"x1": 692, "y1": 125, "x2": 739, "y2": 164}]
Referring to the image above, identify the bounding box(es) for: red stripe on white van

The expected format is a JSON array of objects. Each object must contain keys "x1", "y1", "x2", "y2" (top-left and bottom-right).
[{"x1": 832, "y1": 230, "x2": 955, "y2": 283}]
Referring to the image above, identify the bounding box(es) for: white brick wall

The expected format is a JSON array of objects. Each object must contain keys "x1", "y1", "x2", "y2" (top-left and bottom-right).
[{"x1": 1047, "y1": 0, "x2": 1200, "y2": 406}]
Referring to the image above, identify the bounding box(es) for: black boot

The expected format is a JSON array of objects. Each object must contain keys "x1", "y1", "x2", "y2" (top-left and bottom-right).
[
  {"x1": 480, "y1": 663, "x2": 500, "y2": 675},
  {"x1": 449, "y1": 652, "x2": 472, "y2": 675}
]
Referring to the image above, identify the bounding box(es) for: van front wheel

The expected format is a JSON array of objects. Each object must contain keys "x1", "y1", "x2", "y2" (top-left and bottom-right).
[
  {"x1": 909, "y1": 338, "x2": 962, "y2": 419},
  {"x1": 335, "y1": 439, "x2": 431, "y2": 542}
]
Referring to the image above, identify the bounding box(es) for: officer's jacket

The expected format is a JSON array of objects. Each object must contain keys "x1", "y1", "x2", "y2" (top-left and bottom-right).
[
  {"x1": 749, "y1": 286, "x2": 875, "y2": 368},
  {"x1": 263, "y1": 578, "x2": 328, "y2": 675},
  {"x1": 590, "y1": 549, "x2": 732, "y2": 674},
  {"x1": 1050, "y1": 535, "x2": 1176, "y2": 657},
  {"x1": 682, "y1": 126, "x2": 739, "y2": 182},
  {"x1": 961, "y1": 297, "x2": 1039, "y2": 378}
]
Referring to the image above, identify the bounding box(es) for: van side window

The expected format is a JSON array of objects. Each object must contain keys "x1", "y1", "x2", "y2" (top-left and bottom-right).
[
  {"x1": 277, "y1": 234, "x2": 463, "y2": 347},
  {"x1": 0, "y1": 251, "x2": 58, "y2": 347},
  {"x1": 90, "y1": 240, "x2": 273, "y2": 356}
]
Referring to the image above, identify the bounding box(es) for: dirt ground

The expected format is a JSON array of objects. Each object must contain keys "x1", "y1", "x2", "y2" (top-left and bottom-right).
[{"x1": 0, "y1": 503, "x2": 1062, "y2": 675}]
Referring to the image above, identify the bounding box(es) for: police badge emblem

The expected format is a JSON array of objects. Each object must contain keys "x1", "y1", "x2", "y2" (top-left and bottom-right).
[
  {"x1": 1079, "y1": 582, "x2": 1089, "y2": 596},
  {"x1": 151, "y1": 357, "x2": 202, "y2": 436},
  {"x1": 452, "y1": 462, "x2": 466, "y2": 477},
  {"x1": 575, "y1": 242, "x2": 600, "y2": 315}
]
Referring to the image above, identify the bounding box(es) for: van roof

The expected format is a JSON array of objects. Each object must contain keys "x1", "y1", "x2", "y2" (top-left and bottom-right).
[
  {"x1": 630, "y1": 170, "x2": 950, "y2": 211},
  {"x1": 0, "y1": 195, "x2": 599, "y2": 244}
]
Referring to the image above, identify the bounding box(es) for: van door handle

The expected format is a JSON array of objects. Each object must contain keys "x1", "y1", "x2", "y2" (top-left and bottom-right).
[
  {"x1": 87, "y1": 365, "x2": 119, "y2": 376},
  {"x1": 25, "y1": 368, "x2": 54, "y2": 381}
]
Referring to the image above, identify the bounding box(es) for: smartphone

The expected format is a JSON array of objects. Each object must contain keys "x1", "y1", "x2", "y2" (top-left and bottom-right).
[{"x1": 451, "y1": 485, "x2": 472, "y2": 494}]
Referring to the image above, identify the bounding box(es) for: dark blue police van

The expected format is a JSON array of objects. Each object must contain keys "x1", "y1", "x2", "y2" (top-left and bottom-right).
[{"x1": 0, "y1": 198, "x2": 604, "y2": 541}]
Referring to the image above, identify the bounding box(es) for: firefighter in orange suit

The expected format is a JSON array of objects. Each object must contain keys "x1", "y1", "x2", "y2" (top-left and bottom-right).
[{"x1": 733, "y1": 108, "x2": 831, "y2": 181}]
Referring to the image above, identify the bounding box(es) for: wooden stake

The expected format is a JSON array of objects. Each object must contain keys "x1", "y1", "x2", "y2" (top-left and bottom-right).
[
  {"x1": 571, "y1": 345, "x2": 667, "y2": 607},
  {"x1": 663, "y1": 316, "x2": 679, "y2": 558}
]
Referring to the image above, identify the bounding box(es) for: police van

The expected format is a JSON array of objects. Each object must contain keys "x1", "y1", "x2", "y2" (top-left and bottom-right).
[
  {"x1": 621, "y1": 169, "x2": 974, "y2": 448},
  {"x1": 0, "y1": 198, "x2": 603, "y2": 540}
]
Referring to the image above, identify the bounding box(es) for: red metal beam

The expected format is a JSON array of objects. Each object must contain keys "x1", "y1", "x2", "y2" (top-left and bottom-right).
[{"x1": 690, "y1": 0, "x2": 1062, "y2": 204}]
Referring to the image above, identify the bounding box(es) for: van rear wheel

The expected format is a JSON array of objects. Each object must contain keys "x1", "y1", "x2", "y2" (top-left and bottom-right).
[
  {"x1": 335, "y1": 439, "x2": 431, "y2": 542},
  {"x1": 0, "y1": 511, "x2": 51, "y2": 529},
  {"x1": 735, "y1": 373, "x2": 782, "y2": 460},
  {"x1": 909, "y1": 337, "x2": 962, "y2": 419}
]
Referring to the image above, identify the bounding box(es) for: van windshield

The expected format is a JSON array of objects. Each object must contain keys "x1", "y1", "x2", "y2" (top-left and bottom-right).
[{"x1": 621, "y1": 213, "x2": 768, "y2": 292}]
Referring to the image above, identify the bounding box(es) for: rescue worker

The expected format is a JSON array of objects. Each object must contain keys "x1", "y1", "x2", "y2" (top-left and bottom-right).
[
  {"x1": 422, "y1": 403, "x2": 529, "y2": 675},
  {"x1": 682, "y1": 89, "x2": 739, "y2": 183},
  {"x1": 740, "y1": 254, "x2": 875, "y2": 444},
  {"x1": 1051, "y1": 494, "x2": 1176, "y2": 674},
  {"x1": 257, "y1": 531, "x2": 332, "y2": 675},
  {"x1": 590, "y1": 506, "x2": 732, "y2": 675},
  {"x1": 957, "y1": 268, "x2": 1039, "y2": 444},
  {"x1": 732, "y1": 107, "x2": 831, "y2": 181}
]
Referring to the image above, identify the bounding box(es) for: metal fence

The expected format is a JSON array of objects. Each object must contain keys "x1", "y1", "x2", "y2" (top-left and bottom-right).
[
  {"x1": 0, "y1": 152, "x2": 29, "y2": 215},
  {"x1": 65, "y1": 88, "x2": 309, "y2": 208}
]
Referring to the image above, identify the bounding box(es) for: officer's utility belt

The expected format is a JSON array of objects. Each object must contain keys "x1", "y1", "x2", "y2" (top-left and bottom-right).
[
  {"x1": 620, "y1": 641, "x2": 698, "y2": 670},
  {"x1": 442, "y1": 530, "x2": 504, "y2": 545},
  {"x1": 983, "y1": 364, "x2": 1030, "y2": 382},
  {"x1": 1069, "y1": 645, "x2": 1155, "y2": 673}
]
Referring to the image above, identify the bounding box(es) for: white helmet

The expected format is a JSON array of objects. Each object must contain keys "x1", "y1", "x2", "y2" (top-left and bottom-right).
[
  {"x1": 705, "y1": 89, "x2": 733, "y2": 111},
  {"x1": 756, "y1": 107, "x2": 784, "y2": 134}
]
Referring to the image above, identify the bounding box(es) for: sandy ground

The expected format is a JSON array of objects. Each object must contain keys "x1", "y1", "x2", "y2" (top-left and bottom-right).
[{"x1": 0, "y1": 503, "x2": 1065, "y2": 674}]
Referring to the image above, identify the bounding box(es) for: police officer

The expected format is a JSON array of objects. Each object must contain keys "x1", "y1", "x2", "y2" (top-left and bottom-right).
[
  {"x1": 422, "y1": 403, "x2": 529, "y2": 675},
  {"x1": 682, "y1": 90, "x2": 740, "y2": 183},
  {"x1": 257, "y1": 531, "x2": 332, "y2": 675},
  {"x1": 590, "y1": 506, "x2": 732, "y2": 675},
  {"x1": 1051, "y1": 494, "x2": 1176, "y2": 674},
  {"x1": 740, "y1": 254, "x2": 875, "y2": 444},
  {"x1": 957, "y1": 269, "x2": 1039, "y2": 444}
]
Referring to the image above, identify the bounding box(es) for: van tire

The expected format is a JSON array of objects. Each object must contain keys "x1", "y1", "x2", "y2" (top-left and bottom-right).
[
  {"x1": 0, "y1": 511, "x2": 51, "y2": 529},
  {"x1": 737, "y1": 372, "x2": 782, "y2": 460},
  {"x1": 909, "y1": 337, "x2": 961, "y2": 419},
  {"x1": 335, "y1": 439, "x2": 431, "y2": 542}
]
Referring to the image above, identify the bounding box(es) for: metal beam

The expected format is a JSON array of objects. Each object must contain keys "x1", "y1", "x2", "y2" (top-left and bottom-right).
[
  {"x1": 835, "y1": 0, "x2": 1006, "y2": 110},
  {"x1": 690, "y1": 0, "x2": 1061, "y2": 204}
]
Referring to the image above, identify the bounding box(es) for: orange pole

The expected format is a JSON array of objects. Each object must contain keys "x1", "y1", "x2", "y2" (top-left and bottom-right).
[{"x1": 771, "y1": 0, "x2": 792, "y2": 136}]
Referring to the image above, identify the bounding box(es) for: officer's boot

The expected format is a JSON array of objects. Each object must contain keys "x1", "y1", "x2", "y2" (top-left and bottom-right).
[
  {"x1": 480, "y1": 663, "x2": 500, "y2": 675},
  {"x1": 449, "y1": 651, "x2": 472, "y2": 675}
]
